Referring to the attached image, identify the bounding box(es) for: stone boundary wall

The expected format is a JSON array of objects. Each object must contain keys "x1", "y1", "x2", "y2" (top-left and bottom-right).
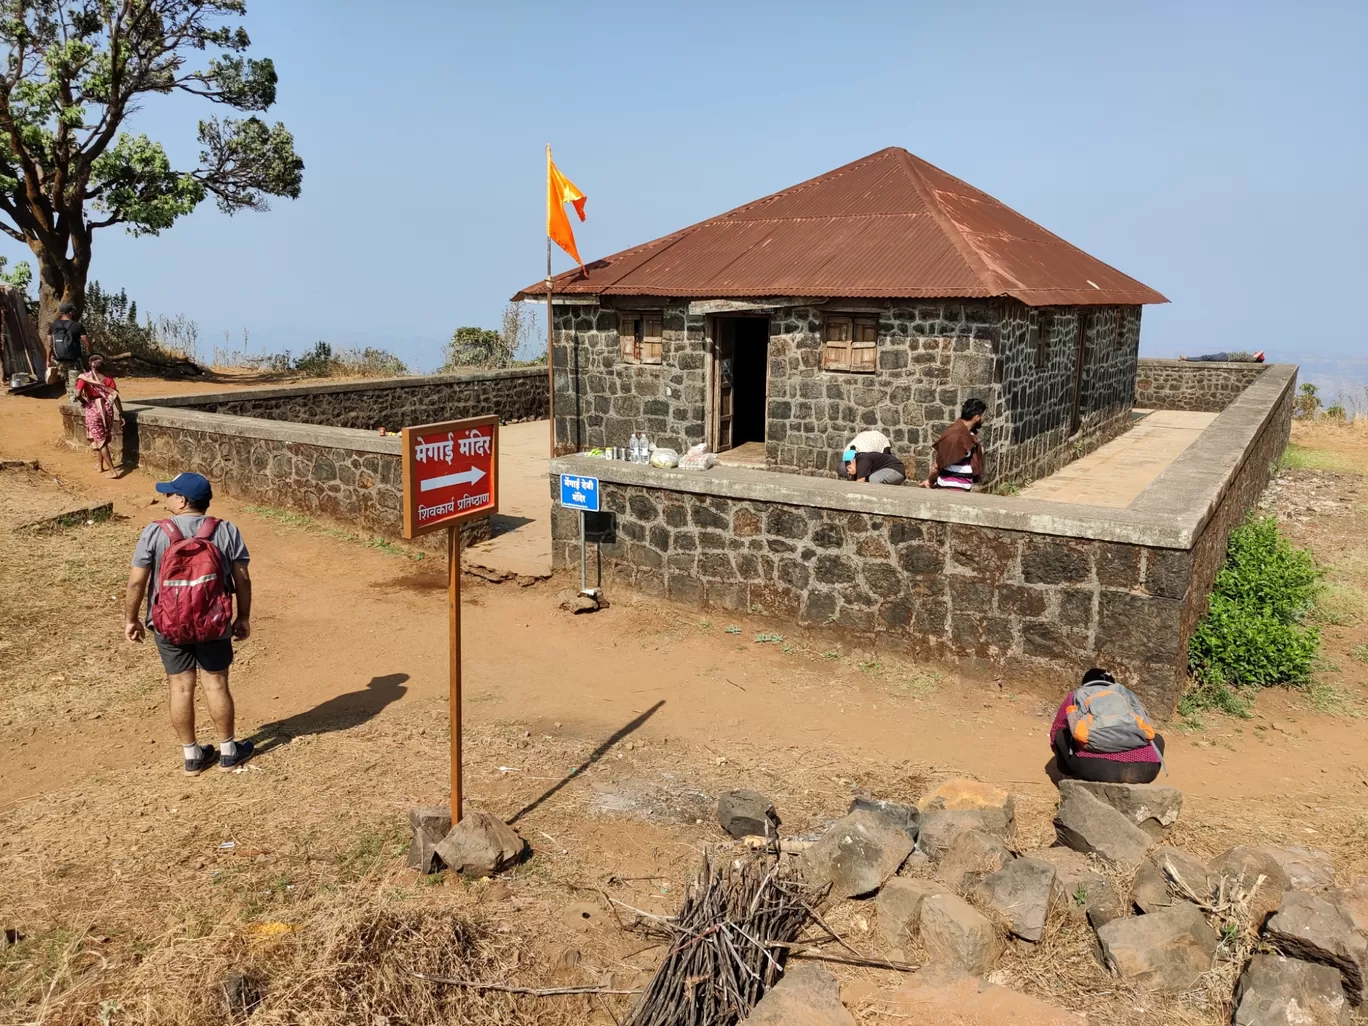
[
  {"x1": 1134, "y1": 358, "x2": 1266, "y2": 412},
  {"x1": 549, "y1": 365, "x2": 1298, "y2": 720},
  {"x1": 143, "y1": 367, "x2": 548, "y2": 431},
  {"x1": 60, "y1": 403, "x2": 490, "y2": 548}
]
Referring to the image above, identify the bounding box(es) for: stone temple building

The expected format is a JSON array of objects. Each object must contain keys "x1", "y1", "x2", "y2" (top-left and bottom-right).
[{"x1": 517, "y1": 147, "x2": 1167, "y2": 488}]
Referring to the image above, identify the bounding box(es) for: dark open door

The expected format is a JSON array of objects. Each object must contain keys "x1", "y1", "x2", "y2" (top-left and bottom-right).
[
  {"x1": 1070, "y1": 312, "x2": 1090, "y2": 435},
  {"x1": 714, "y1": 318, "x2": 736, "y2": 452}
]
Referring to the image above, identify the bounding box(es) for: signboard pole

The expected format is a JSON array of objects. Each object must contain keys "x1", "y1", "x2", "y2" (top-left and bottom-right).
[
  {"x1": 579, "y1": 511, "x2": 587, "y2": 594},
  {"x1": 401, "y1": 415, "x2": 498, "y2": 830},
  {"x1": 448, "y1": 525, "x2": 463, "y2": 824}
]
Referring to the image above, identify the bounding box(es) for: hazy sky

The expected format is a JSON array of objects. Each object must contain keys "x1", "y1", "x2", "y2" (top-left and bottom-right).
[{"x1": 3, "y1": 1, "x2": 1365, "y2": 377}]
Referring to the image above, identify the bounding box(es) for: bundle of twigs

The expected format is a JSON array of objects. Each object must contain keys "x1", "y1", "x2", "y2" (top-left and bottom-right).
[{"x1": 620, "y1": 854, "x2": 826, "y2": 1026}]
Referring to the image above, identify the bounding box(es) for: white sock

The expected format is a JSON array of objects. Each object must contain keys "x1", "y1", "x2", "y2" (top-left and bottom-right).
[
  {"x1": 220, "y1": 738, "x2": 238, "y2": 758},
  {"x1": 182, "y1": 743, "x2": 202, "y2": 761}
]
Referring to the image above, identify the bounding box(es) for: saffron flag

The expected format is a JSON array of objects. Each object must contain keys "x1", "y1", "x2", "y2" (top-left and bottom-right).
[{"x1": 547, "y1": 146, "x2": 587, "y2": 267}]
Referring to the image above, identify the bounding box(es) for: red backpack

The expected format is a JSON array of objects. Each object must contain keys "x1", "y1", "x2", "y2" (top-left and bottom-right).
[{"x1": 150, "y1": 518, "x2": 233, "y2": 644}]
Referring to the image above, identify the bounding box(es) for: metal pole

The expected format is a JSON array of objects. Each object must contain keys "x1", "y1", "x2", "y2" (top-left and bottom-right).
[
  {"x1": 580, "y1": 509, "x2": 589, "y2": 594},
  {"x1": 448, "y1": 525, "x2": 463, "y2": 824},
  {"x1": 546, "y1": 145, "x2": 555, "y2": 460}
]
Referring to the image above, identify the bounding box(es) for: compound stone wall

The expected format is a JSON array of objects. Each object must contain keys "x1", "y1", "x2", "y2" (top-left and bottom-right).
[
  {"x1": 555, "y1": 298, "x2": 1142, "y2": 490},
  {"x1": 158, "y1": 367, "x2": 548, "y2": 431},
  {"x1": 1134, "y1": 359, "x2": 1266, "y2": 412}
]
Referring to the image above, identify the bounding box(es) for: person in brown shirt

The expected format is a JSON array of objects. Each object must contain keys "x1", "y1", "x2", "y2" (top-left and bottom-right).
[{"x1": 922, "y1": 398, "x2": 986, "y2": 491}]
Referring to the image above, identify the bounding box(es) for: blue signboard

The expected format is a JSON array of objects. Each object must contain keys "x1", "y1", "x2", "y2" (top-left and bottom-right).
[{"x1": 560, "y1": 473, "x2": 600, "y2": 512}]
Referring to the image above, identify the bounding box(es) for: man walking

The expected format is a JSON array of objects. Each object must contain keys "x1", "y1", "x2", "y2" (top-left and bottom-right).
[
  {"x1": 923, "y1": 398, "x2": 987, "y2": 491},
  {"x1": 124, "y1": 472, "x2": 255, "y2": 774},
  {"x1": 47, "y1": 301, "x2": 89, "y2": 399}
]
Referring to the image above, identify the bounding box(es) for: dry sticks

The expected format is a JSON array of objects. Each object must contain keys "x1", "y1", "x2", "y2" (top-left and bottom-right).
[{"x1": 621, "y1": 854, "x2": 826, "y2": 1026}]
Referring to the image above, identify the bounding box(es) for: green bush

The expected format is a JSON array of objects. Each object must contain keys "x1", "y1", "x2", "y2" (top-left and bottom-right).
[
  {"x1": 1187, "y1": 516, "x2": 1321, "y2": 692},
  {"x1": 292, "y1": 341, "x2": 408, "y2": 378}
]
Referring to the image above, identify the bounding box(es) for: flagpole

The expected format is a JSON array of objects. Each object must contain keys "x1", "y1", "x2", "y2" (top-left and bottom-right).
[{"x1": 545, "y1": 145, "x2": 555, "y2": 459}]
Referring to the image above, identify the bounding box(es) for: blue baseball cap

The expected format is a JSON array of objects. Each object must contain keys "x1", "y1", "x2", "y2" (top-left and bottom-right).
[
  {"x1": 842, "y1": 447, "x2": 857, "y2": 463},
  {"x1": 155, "y1": 472, "x2": 213, "y2": 506}
]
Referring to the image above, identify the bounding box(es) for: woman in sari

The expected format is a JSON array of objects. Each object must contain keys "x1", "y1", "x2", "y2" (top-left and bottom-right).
[{"x1": 75, "y1": 355, "x2": 123, "y2": 477}]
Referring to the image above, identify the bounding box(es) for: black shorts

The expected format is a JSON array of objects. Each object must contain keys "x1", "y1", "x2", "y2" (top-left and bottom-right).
[{"x1": 154, "y1": 633, "x2": 234, "y2": 675}]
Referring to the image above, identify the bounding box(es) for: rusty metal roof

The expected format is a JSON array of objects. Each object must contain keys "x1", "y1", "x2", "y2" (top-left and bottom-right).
[{"x1": 515, "y1": 148, "x2": 1167, "y2": 307}]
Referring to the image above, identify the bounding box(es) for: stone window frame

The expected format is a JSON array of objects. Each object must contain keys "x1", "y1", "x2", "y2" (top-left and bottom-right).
[
  {"x1": 822, "y1": 314, "x2": 878, "y2": 373},
  {"x1": 1032, "y1": 312, "x2": 1054, "y2": 370},
  {"x1": 619, "y1": 311, "x2": 664, "y2": 365}
]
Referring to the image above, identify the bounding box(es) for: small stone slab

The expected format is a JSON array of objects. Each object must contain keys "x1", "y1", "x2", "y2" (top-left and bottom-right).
[
  {"x1": 741, "y1": 964, "x2": 855, "y2": 1026},
  {"x1": 718, "y1": 789, "x2": 780, "y2": 839},
  {"x1": 1265, "y1": 891, "x2": 1368, "y2": 1005},
  {"x1": 406, "y1": 805, "x2": 452, "y2": 873},
  {"x1": 920, "y1": 779, "x2": 1015, "y2": 824},
  {"x1": 1054, "y1": 786, "x2": 1152, "y2": 868},
  {"x1": 875, "y1": 878, "x2": 947, "y2": 948},
  {"x1": 937, "y1": 828, "x2": 1013, "y2": 892},
  {"x1": 848, "y1": 797, "x2": 919, "y2": 841},
  {"x1": 1211, "y1": 846, "x2": 1292, "y2": 929},
  {"x1": 971, "y1": 856, "x2": 1058, "y2": 942},
  {"x1": 1264, "y1": 846, "x2": 1337, "y2": 891},
  {"x1": 1095, "y1": 902, "x2": 1218, "y2": 994},
  {"x1": 1029, "y1": 847, "x2": 1122, "y2": 925},
  {"x1": 1233, "y1": 954, "x2": 1351, "y2": 1026},
  {"x1": 433, "y1": 810, "x2": 527, "y2": 877},
  {"x1": 918, "y1": 893, "x2": 1002, "y2": 976},
  {"x1": 1056, "y1": 780, "x2": 1182, "y2": 839},
  {"x1": 557, "y1": 588, "x2": 601, "y2": 613},
  {"x1": 1132, "y1": 846, "x2": 1213, "y2": 913},
  {"x1": 801, "y1": 810, "x2": 915, "y2": 898}
]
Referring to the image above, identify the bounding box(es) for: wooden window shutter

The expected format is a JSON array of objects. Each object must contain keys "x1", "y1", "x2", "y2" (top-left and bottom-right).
[
  {"x1": 852, "y1": 317, "x2": 878, "y2": 373},
  {"x1": 823, "y1": 316, "x2": 853, "y2": 371},
  {"x1": 619, "y1": 313, "x2": 640, "y2": 362},
  {"x1": 1035, "y1": 313, "x2": 1052, "y2": 369},
  {"x1": 642, "y1": 313, "x2": 663, "y2": 364}
]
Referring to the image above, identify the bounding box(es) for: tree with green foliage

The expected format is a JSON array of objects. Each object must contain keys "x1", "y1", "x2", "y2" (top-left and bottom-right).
[
  {"x1": 0, "y1": 1, "x2": 303, "y2": 333},
  {"x1": 443, "y1": 326, "x2": 512, "y2": 370}
]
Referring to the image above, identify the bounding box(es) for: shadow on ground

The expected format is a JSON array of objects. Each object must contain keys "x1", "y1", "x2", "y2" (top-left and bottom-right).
[{"x1": 249, "y1": 672, "x2": 409, "y2": 755}]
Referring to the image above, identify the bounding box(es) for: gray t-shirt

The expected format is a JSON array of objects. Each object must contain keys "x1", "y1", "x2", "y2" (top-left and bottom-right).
[{"x1": 131, "y1": 514, "x2": 249, "y2": 632}]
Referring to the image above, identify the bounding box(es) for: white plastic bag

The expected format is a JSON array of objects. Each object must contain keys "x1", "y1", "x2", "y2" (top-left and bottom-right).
[
  {"x1": 679, "y1": 443, "x2": 718, "y2": 470},
  {"x1": 649, "y1": 448, "x2": 679, "y2": 468}
]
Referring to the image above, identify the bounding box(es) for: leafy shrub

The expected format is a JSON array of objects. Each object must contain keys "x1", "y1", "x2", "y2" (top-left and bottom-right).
[
  {"x1": 293, "y1": 341, "x2": 408, "y2": 378},
  {"x1": 1293, "y1": 382, "x2": 1322, "y2": 420},
  {"x1": 443, "y1": 326, "x2": 512, "y2": 370},
  {"x1": 1188, "y1": 516, "x2": 1321, "y2": 693}
]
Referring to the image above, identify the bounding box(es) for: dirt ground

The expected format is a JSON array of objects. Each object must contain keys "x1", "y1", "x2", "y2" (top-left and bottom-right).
[{"x1": 2, "y1": 381, "x2": 1366, "y2": 1025}]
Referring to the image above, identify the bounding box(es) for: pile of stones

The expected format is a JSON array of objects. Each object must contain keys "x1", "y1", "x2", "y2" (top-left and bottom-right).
[{"x1": 718, "y1": 780, "x2": 1368, "y2": 1025}]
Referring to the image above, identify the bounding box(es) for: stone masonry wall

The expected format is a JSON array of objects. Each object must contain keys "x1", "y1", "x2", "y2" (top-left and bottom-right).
[
  {"x1": 550, "y1": 481, "x2": 1192, "y2": 715},
  {"x1": 557, "y1": 298, "x2": 1142, "y2": 490},
  {"x1": 553, "y1": 302, "x2": 708, "y2": 457},
  {"x1": 167, "y1": 367, "x2": 548, "y2": 431},
  {"x1": 1134, "y1": 359, "x2": 1266, "y2": 412}
]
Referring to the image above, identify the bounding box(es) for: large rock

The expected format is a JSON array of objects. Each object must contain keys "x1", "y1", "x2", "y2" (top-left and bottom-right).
[
  {"x1": 918, "y1": 893, "x2": 1002, "y2": 975},
  {"x1": 1132, "y1": 847, "x2": 1213, "y2": 913},
  {"x1": 848, "y1": 797, "x2": 920, "y2": 842},
  {"x1": 1095, "y1": 903, "x2": 1218, "y2": 993},
  {"x1": 875, "y1": 878, "x2": 947, "y2": 948},
  {"x1": 894, "y1": 970, "x2": 1088, "y2": 1025},
  {"x1": 1030, "y1": 847, "x2": 1123, "y2": 925},
  {"x1": 918, "y1": 780, "x2": 1015, "y2": 847},
  {"x1": 406, "y1": 805, "x2": 451, "y2": 874},
  {"x1": 1265, "y1": 891, "x2": 1368, "y2": 1005},
  {"x1": 937, "y1": 829, "x2": 1013, "y2": 892},
  {"x1": 718, "y1": 789, "x2": 780, "y2": 839},
  {"x1": 1264, "y1": 847, "x2": 1336, "y2": 891},
  {"x1": 1211, "y1": 846, "x2": 1292, "y2": 929},
  {"x1": 800, "y1": 810, "x2": 914, "y2": 898},
  {"x1": 1328, "y1": 881, "x2": 1368, "y2": 935},
  {"x1": 970, "y1": 857, "x2": 1058, "y2": 942},
  {"x1": 1233, "y1": 954, "x2": 1351, "y2": 1026},
  {"x1": 1057, "y1": 780, "x2": 1183, "y2": 839},
  {"x1": 1053, "y1": 787, "x2": 1152, "y2": 868},
  {"x1": 741, "y1": 964, "x2": 855, "y2": 1026},
  {"x1": 919, "y1": 809, "x2": 1013, "y2": 857},
  {"x1": 433, "y1": 810, "x2": 527, "y2": 877}
]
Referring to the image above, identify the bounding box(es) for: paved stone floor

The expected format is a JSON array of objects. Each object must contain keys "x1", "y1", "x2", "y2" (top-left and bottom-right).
[
  {"x1": 1018, "y1": 409, "x2": 1218, "y2": 508},
  {"x1": 463, "y1": 419, "x2": 553, "y2": 578}
]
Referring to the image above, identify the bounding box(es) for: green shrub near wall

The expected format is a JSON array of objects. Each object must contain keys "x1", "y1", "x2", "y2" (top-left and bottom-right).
[{"x1": 1187, "y1": 516, "x2": 1321, "y2": 711}]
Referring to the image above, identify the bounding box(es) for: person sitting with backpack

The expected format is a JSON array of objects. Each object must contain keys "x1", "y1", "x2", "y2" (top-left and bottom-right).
[
  {"x1": 1050, "y1": 668, "x2": 1166, "y2": 784},
  {"x1": 47, "y1": 301, "x2": 90, "y2": 399},
  {"x1": 124, "y1": 472, "x2": 255, "y2": 775}
]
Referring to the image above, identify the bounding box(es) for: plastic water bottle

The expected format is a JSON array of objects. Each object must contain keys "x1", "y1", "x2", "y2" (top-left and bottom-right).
[
  {"x1": 629, "y1": 433, "x2": 639, "y2": 463},
  {"x1": 639, "y1": 432, "x2": 650, "y2": 464}
]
